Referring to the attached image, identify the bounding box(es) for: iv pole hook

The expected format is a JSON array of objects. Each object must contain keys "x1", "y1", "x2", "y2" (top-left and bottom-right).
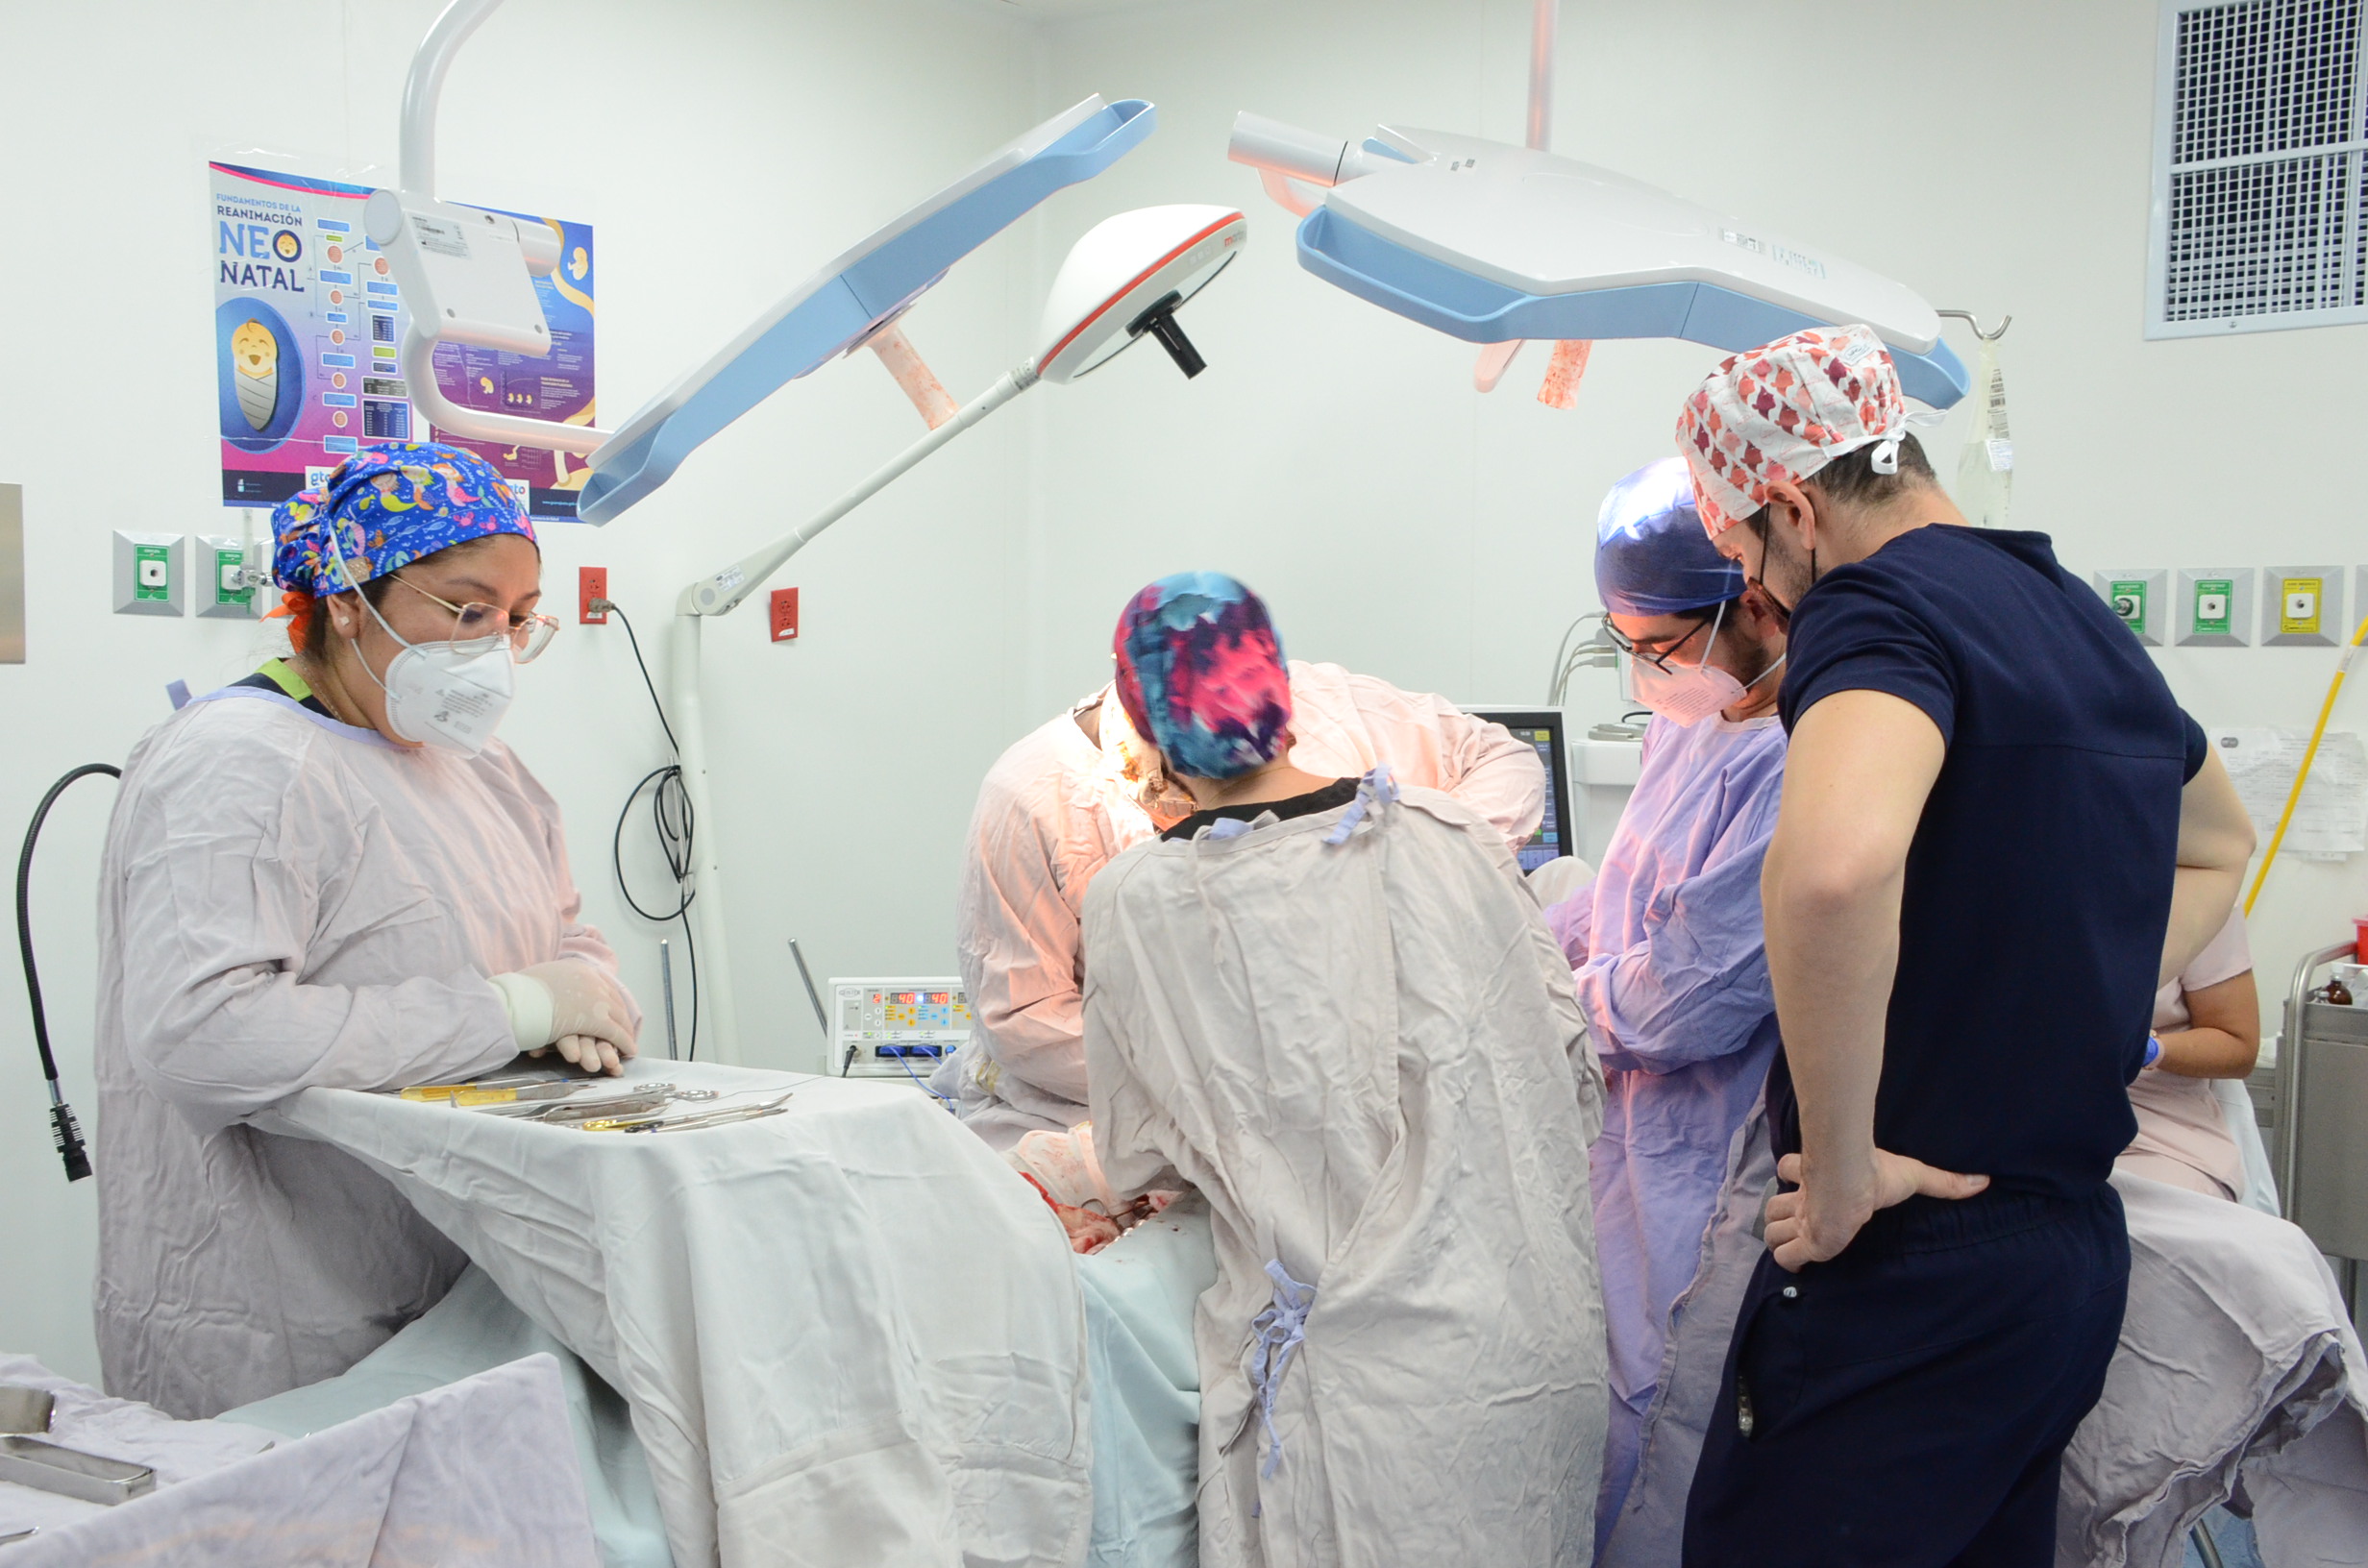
[{"x1": 1936, "y1": 309, "x2": 2011, "y2": 341}]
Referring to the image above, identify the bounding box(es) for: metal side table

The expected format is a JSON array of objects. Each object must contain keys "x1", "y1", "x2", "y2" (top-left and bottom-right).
[{"x1": 2279, "y1": 942, "x2": 2368, "y2": 1320}]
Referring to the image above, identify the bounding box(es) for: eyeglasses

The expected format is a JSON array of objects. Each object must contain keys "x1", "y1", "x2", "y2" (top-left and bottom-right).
[
  {"x1": 388, "y1": 574, "x2": 559, "y2": 663},
  {"x1": 1602, "y1": 610, "x2": 1714, "y2": 673}
]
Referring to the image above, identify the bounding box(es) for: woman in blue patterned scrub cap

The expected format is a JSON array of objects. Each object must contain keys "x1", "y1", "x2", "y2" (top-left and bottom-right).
[{"x1": 87, "y1": 441, "x2": 644, "y2": 1422}]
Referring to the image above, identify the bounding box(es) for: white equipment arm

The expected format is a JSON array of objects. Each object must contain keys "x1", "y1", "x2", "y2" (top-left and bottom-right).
[
  {"x1": 388, "y1": 0, "x2": 616, "y2": 453},
  {"x1": 678, "y1": 365, "x2": 1039, "y2": 617}
]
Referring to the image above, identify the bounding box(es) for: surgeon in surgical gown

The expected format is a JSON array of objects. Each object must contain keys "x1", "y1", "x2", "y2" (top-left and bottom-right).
[
  {"x1": 1542, "y1": 459, "x2": 1788, "y2": 1553},
  {"x1": 91, "y1": 444, "x2": 640, "y2": 1418},
  {"x1": 1082, "y1": 572, "x2": 1608, "y2": 1568},
  {"x1": 940, "y1": 647, "x2": 1545, "y2": 1148}
]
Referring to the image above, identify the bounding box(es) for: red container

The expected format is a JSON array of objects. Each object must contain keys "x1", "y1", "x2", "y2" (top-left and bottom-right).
[{"x1": 2355, "y1": 917, "x2": 2368, "y2": 964}]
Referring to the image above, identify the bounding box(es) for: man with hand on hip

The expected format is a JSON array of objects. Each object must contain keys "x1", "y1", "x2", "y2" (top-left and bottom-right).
[{"x1": 1672, "y1": 326, "x2": 2255, "y2": 1567}]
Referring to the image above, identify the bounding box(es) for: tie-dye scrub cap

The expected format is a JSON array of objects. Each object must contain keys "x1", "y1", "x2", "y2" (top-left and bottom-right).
[
  {"x1": 271, "y1": 442, "x2": 533, "y2": 596},
  {"x1": 1674, "y1": 324, "x2": 1921, "y2": 536},
  {"x1": 1112, "y1": 572, "x2": 1293, "y2": 781}
]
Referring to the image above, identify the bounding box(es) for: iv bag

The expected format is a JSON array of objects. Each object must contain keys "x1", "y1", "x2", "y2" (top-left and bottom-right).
[{"x1": 1954, "y1": 333, "x2": 2012, "y2": 529}]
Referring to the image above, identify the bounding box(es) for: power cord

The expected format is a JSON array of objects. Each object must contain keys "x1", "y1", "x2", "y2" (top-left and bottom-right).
[
  {"x1": 894, "y1": 1047, "x2": 958, "y2": 1109},
  {"x1": 599, "y1": 600, "x2": 700, "y2": 1062},
  {"x1": 16, "y1": 764, "x2": 122, "y2": 1182},
  {"x1": 1546, "y1": 611, "x2": 1620, "y2": 705}
]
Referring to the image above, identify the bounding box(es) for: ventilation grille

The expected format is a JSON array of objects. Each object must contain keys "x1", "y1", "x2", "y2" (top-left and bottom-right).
[{"x1": 2153, "y1": 0, "x2": 2368, "y2": 333}]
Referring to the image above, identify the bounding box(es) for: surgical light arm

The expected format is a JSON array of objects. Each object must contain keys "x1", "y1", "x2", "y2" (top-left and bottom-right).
[
  {"x1": 663, "y1": 204, "x2": 1243, "y2": 1069},
  {"x1": 375, "y1": 0, "x2": 615, "y2": 455},
  {"x1": 678, "y1": 362, "x2": 1038, "y2": 618},
  {"x1": 677, "y1": 204, "x2": 1246, "y2": 619},
  {"x1": 374, "y1": 0, "x2": 1154, "y2": 518}
]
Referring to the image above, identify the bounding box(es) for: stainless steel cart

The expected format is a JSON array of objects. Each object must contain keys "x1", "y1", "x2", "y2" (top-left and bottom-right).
[{"x1": 2277, "y1": 942, "x2": 2367, "y2": 1316}]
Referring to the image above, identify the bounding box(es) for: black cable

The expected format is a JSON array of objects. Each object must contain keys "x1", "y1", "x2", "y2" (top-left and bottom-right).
[
  {"x1": 16, "y1": 764, "x2": 122, "y2": 1183},
  {"x1": 602, "y1": 602, "x2": 698, "y2": 1062},
  {"x1": 609, "y1": 602, "x2": 678, "y2": 756},
  {"x1": 678, "y1": 914, "x2": 699, "y2": 1067}
]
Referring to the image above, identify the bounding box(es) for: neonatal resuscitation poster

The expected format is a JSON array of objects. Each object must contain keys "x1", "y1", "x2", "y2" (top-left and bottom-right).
[{"x1": 210, "y1": 160, "x2": 595, "y2": 520}]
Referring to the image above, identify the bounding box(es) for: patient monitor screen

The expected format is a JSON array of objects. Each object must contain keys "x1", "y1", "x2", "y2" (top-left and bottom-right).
[{"x1": 1467, "y1": 710, "x2": 1573, "y2": 874}]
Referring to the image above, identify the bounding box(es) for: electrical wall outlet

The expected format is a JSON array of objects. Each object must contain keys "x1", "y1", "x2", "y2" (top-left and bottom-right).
[
  {"x1": 2090, "y1": 569, "x2": 2165, "y2": 647},
  {"x1": 2263, "y1": 565, "x2": 2346, "y2": 647},
  {"x1": 195, "y1": 535, "x2": 259, "y2": 620},
  {"x1": 113, "y1": 531, "x2": 185, "y2": 617},
  {"x1": 580, "y1": 566, "x2": 608, "y2": 625},
  {"x1": 2176, "y1": 567, "x2": 2254, "y2": 648},
  {"x1": 770, "y1": 587, "x2": 799, "y2": 643}
]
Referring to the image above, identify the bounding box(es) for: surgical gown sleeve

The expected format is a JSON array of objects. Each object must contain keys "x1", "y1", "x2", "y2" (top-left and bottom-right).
[
  {"x1": 1421, "y1": 700, "x2": 1548, "y2": 850},
  {"x1": 1572, "y1": 780, "x2": 1780, "y2": 1077},
  {"x1": 955, "y1": 772, "x2": 1095, "y2": 1107},
  {"x1": 518, "y1": 768, "x2": 641, "y2": 1029},
  {"x1": 111, "y1": 729, "x2": 530, "y2": 1136},
  {"x1": 1286, "y1": 663, "x2": 1545, "y2": 850}
]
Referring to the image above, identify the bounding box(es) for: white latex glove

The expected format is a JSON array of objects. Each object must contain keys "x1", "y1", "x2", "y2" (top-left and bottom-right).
[
  {"x1": 545, "y1": 1033, "x2": 625, "y2": 1075},
  {"x1": 489, "y1": 961, "x2": 638, "y2": 1076}
]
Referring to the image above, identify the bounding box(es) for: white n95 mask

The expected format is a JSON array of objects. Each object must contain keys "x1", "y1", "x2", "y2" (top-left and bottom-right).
[
  {"x1": 375, "y1": 631, "x2": 515, "y2": 754},
  {"x1": 324, "y1": 523, "x2": 519, "y2": 756},
  {"x1": 1627, "y1": 653, "x2": 1746, "y2": 727},
  {"x1": 1621, "y1": 600, "x2": 1784, "y2": 728}
]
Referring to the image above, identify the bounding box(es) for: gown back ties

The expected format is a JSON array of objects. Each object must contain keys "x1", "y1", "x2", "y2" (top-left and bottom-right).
[
  {"x1": 1248, "y1": 1259, "x2": 1319, "y2": 1490},
  {"x1": 1323, "y1": 764, "x2": 1400, "y2": 845},
  {"x1": 1226, "y1": 766, "x2": 1397, "y2": 1510}
]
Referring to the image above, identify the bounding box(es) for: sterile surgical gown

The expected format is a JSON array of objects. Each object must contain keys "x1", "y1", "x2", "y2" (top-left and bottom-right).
[
  {"x1": 942, "y1": 661, "x2": 1545, "y2": 1147},
  {"x1": 1542, "y1": 711, "x2": 1785, "y2": 1549},
  {"x1": 1083, "y1": 783, "x2": 1608, "y2": 1568},
  {"x1": 91, "y1": 687, "x2": 637, "y2": 1418}
]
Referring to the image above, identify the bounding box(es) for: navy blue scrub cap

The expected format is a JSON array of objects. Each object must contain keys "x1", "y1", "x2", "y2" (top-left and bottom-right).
[{"x1": 1593, "y1": 457, "x2": 1745, "y2": 617}]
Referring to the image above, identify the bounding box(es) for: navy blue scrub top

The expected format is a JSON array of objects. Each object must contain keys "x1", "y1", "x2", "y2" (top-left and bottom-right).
[{"x1": 1772, "y1": 526, "x2": 2208, "y2": 1200}]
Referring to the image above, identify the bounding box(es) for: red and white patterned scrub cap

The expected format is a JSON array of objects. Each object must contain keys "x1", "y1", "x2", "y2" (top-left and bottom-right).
[{"x1": 1675, "y1": 324, "x2": 1936, "y2": 536}]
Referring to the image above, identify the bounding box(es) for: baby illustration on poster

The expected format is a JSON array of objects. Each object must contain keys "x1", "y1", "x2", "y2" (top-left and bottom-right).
[{"x1": 210, "y1": 160, "x2": 594, "y2": 520}]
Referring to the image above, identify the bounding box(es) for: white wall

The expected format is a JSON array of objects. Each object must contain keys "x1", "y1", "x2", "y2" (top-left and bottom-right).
[{"x1": 3, "y1": 0, "x2": 2362, "y2": 1387}]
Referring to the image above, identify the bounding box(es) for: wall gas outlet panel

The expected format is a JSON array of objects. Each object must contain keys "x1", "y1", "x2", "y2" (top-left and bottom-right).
[
  {"x1": 113, "y1": 531, "x2": 185, "y2": 617},
  {"x1": 830, "y1": 976, "x2": 971, "y2": 1081},
  {"x1": 2176, "y1": 567, "x2": 2255, "y2": 649},
  {"x1": 195, "y1": 535, "x2": 259, "y2": 620},
  {"x1": 2091, "y1": 569, "x2": 2165, "y2": 648},
  {"x1": 2264, "y1": 566, "x2": 2346, "y2": 648}
]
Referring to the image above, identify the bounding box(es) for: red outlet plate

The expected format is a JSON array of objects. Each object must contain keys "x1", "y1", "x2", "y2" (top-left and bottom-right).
[
  {"x1": 770, "y1": 587, "x2": 800, "y2": 643},
  {"x1": 579, "y1": 566, "x2": 609, "y2": 625}
]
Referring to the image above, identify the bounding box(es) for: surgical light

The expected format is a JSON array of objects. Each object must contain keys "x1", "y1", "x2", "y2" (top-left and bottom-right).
[
  {"x1": 1035, "y1": 204, "x2": 1243, "y2": 382},
  {"x1": 1224, "y1": 0, "x2": 1967, "y2": 409},
  {"x1": 666, "y1": 203, "x2": 1244, "y2": 1063},
  {"x1": 369, "y1": 0, "x2": 1156, "y2": 521},
  {"x1": 678, "y1": 204, "x2": 1246, "y2": 620}
]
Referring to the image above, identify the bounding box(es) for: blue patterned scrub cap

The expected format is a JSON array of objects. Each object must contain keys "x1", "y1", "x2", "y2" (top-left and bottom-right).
[{"x1": 271, "y1": 442, "x2": 533, "y2": 596}]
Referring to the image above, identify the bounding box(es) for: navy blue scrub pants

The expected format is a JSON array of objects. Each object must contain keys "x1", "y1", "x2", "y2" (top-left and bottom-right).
[{"x1": 1681, "y1": 1186, "x2": 2128, "y2": 1568}]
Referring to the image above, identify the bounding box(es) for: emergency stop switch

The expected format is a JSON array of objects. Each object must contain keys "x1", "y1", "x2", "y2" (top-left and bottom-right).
[{"x1": 770, "y1": 588, "x2": 799, "y2": 643}]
